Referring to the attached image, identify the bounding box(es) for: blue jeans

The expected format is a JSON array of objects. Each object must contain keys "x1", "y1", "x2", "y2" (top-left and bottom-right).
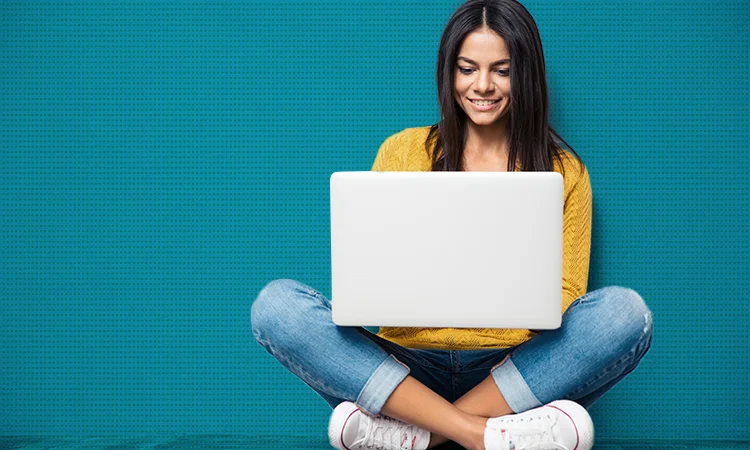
[{"x1": 251, "y1": 279, "x2": 652, "y2": 417}]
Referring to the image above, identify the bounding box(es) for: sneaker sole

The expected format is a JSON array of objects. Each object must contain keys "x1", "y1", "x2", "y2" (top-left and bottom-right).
[
  {"x1": 328, "y1": 401, "x2": 361, "y2": 450},
  {"x1": 547, "y1": 400, "x2": 595, "y2": 450}
]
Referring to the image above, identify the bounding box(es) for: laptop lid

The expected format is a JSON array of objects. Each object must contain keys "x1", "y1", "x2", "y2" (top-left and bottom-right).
[{"x1": 330, "y1": 171, "x2": 563, "y2": 329}]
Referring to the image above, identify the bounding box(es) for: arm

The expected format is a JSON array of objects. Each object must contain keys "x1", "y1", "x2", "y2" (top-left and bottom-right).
[
  {"x1": 371, "y1": 132, "x2": 405, "y2": 172},
  {"x1": 561, "y1": 164, "x2": 593, "y2": 313}
]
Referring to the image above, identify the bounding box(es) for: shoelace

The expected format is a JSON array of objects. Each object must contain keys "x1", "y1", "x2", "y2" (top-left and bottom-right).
[
  {"x1": 491, "y1": 413, "x2": 567, "y2": 450},
  {"x1": 361, "y1": 413, "x2": 419, "y2": 450}
]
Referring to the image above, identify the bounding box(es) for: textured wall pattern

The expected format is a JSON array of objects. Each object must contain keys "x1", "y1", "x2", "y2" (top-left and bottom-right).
[{"x1": 1, "y1": 0, "x2": 748, "y2": 441}]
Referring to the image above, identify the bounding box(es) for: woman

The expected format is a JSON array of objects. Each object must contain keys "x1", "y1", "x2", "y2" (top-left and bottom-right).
[{"x1": 251, "y1": 1, "x2": 653, "y2": 449}]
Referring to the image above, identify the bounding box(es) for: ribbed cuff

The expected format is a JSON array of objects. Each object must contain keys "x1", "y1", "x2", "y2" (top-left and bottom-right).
[
  {"x1": 490, "y1": 356, "x2": 542, "y2": 413},
  {"x1": 356, "y1": 354, "x2": 411, "y2": 416}
]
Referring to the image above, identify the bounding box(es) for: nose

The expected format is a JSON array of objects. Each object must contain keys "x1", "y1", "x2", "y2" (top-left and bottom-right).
[{"x1": 475, "y1": 70, "x2": 494, "y2": 93}]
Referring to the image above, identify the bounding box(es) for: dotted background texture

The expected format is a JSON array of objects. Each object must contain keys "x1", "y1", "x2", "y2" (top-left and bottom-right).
[{"x1": 1, "y1": 0, "x2": 748, "y2": 442}]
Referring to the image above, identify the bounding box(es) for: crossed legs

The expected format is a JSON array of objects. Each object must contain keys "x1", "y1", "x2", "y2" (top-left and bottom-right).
[
  {"x1": 379, "y1": 373, "x2": 513, "y2": 449},
  {"x1": 252, "y1": 281, "x2": 653, "y2": 450}
]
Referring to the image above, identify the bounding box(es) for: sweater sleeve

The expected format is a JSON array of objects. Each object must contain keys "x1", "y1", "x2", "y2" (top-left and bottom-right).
[
  {"x1": 561, "y1": 164, "x2": 593, "y2": 313},
  {"x1": 371, "y1": 131, "x2": 408, "y2": 172}
]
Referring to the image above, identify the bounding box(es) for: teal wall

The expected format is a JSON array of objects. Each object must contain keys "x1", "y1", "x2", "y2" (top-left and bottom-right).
[{"x1": 2, "y1": 0, "x2": 748, "y2": 442}]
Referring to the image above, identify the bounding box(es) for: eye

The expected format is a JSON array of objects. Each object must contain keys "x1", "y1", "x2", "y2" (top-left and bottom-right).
[{"x1": 457, "y1": 67, "x2": 510, "y2": 76}]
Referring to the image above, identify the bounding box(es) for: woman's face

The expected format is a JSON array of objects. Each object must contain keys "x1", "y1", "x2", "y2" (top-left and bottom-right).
[{"x1": 453, "y1": 29, "x2": 511, "y2": 129}]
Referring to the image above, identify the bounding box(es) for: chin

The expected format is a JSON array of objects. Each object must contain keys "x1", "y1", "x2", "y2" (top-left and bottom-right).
[
  {"x1": 468, "y1": 118, "x2": 498, "y2": 127},
  {"x1": 465, "y1": 112, "x2": 507, "y2": 128}
]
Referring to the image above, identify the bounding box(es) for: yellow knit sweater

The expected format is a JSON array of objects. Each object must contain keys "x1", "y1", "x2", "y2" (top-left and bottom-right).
[{"x1": 371, "y1": 126, "x2": 593, "y2": 349}]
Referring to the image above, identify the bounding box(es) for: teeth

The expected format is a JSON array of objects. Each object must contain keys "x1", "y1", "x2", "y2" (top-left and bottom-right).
[{"x1": 471, "y1": 99, "x2": 499, "y2": 105}]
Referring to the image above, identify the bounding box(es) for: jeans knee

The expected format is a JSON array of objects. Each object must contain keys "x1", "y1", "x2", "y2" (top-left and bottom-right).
[
  {"x1": 622, "y1": 288, "x2": 652, "y2": 338},
  {"x1": 594, "y1": 286, "x2": 653, "y2": 350},
  {"x1": 250, "y1": 278, "x2": 301, "y2": 343}
]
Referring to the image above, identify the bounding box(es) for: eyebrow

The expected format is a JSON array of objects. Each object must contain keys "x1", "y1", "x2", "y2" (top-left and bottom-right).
[{"x1": 457, "y1": 56, "x2": 510, "y2": 66}]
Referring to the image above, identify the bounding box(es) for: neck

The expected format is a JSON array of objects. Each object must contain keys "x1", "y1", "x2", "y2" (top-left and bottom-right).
[{"x1": 463, "y1": 118, "x2": 510, "y2": 157}]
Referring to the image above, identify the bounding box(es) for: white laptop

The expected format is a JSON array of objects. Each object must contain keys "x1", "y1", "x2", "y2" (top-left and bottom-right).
[{"x1": 330, "y1": 171, "x2": 564, "y2": 329}]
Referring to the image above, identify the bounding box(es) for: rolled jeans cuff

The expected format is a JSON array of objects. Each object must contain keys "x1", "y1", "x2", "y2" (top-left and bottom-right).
[
  {"x1": 491, "y1": 355, "x2": 542, "y2": 413},
  {"x1": 356, "y1": 354, "x2": 411, "y2": 416}
]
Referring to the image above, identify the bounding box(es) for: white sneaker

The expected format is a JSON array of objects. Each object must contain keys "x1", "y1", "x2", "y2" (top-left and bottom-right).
[
  {"x1": 328, "y1": 401, "x2": 431, "y2": 450},
  {"x1": 484, "y1": 400, "x2": 594, "y2": 450}
]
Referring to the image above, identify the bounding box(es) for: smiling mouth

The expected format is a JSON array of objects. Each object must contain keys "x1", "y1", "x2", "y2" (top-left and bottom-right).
[{"x1": 469, "y1": 99, "x2": 500, "y2": 105}]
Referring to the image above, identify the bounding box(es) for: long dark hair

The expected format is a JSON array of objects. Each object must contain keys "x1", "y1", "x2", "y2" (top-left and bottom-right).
[{"x1": 427, "y1": 0, "x2": 583, "y2": 175}]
